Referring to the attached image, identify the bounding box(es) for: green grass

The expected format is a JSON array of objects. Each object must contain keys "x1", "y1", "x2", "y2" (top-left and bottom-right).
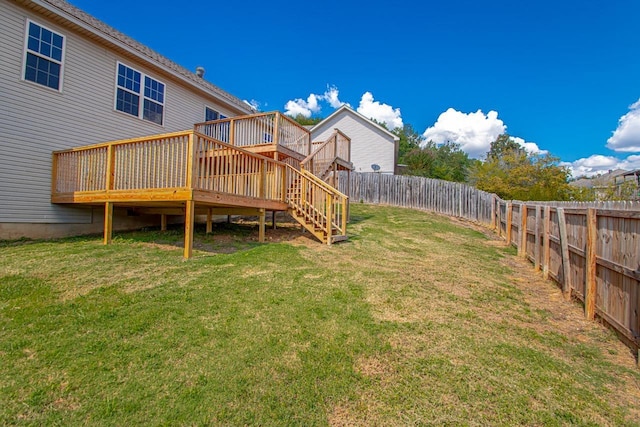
[{"x1": 1, "y1": 204, "x2": 638, "y2": 426}]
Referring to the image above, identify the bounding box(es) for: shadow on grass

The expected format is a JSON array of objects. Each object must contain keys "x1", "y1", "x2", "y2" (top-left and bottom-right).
[
  {"x1": 0, "y1": 219, "x2": 321, "y2": 256},
  {"x1": 119, "y1": 220, "x2": 320, "y2": 255}
]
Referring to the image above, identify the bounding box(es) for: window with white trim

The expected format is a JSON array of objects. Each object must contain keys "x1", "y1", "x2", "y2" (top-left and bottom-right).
[
  {"x1": 24, "y1": 20, "x2": 65, "y2": 90},
  {"x1": 115, "y1": 63, "x2": 165, "y2": 125}
]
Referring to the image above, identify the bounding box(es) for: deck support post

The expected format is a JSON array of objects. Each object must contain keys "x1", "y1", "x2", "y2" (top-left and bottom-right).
[
  {"x1": 206, "y1": 208, "x2": 213, "y2": 234},
  {"x1": 258, "y1": 208, "x2": 266, "y2": 243},
  {"x1": 184, "y1": 200, "x2": 195, "y2": 259},
  {"x1": 161, "y1": 214, "x2": 167, "y2": 231},
  {"x1": 104, "y1": 202, "x2": 113, "y2": 245},
  {"x1": 272, "y1": 211, "x2": 277, "y2": 230}
]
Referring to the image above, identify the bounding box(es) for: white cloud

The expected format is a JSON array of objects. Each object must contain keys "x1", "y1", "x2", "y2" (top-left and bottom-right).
[
  {"x1": 511, "y1": 136, "x2": 547, "y2": 155},
  {"x1": 323, "y1": 85, "x2": 348, "y2": 109},
  {"x1": 356, "y1": 92, "x2": 403, "y2": 130},
  {"x1": 284, "y1": 93, "x2": 321, "y2": 118},
  {"x1": 284, "y1": 85, "x2": 348, "y2": 118},
  {"x1": 562, "y1": 154, "x2": 640, "y2": 178},
  {"x1": 422, "y1": 108, "x2": 544, "y2": 158},
  {"x1": 607, "y1": 99, "x2": 640, "y2": 152}
]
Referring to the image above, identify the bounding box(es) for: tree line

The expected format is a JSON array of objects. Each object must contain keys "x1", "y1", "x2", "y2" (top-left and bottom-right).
[{"x1": 290, "y1": 114, "x2": 617, "y2": 202}]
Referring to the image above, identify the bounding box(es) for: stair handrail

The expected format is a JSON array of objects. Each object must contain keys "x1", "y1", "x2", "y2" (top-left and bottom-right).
[
  {"x1": 285, "y1": 164, "x2": 348, "y2": 243},
  {"x1": 301, "y1": 129, "x2": 351, "y2": 178},
  {"x1": 296, "y1": 167, "x2": 349, "y2": 200}
]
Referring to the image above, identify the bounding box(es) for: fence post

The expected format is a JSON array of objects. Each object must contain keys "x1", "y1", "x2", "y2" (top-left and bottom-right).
[
  {"x1": 585, "y1": 208, "x2": 597, "y2": 320},
  {"x1": 506, "y1": 202, "x2": 513, "y2": 245},
  {"x1": 557, "y1": 207, "x2": 571, "y2": 300},
  {"x1": 491, "y1": 195, "x2": 497, "y2": 229},
  {"x1": 534, "y1": 205, "x2": 542, "y2": 271},
  {"x1": 543, "y1": 206, "x2": 551, "y2": 279},
  {"x1": 519, "y1": 203, "x2": 528, "y2": 257}
]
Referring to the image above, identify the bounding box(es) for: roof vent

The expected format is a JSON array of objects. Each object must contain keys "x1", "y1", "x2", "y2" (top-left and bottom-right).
[{"x1": 195, "y1": 66, "x2": 205, "y2": 78}]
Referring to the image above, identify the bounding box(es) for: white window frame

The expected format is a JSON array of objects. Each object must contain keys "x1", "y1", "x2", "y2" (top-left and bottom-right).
[
  {"x1": 22, "y1": 19, "x2": 65, "y2": 92},
  {"x1": 114, "y1": 62, "x2": 166, "y2": 126}
]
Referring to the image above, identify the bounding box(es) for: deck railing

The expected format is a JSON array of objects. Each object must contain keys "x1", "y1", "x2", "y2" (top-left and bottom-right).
[
  {"x1": 52, "y1": 130, "x2": 347, "y2": 243},
  {"x1": 194, "y1": 112, "x2": 312, "y2": 157},
  {"x1": 193, "y1": 133, "x2": 285, "y2": 201},
  {"x1": 53, "y1": 131, "x2": 192, "y2": 195},
  {"x1": 52, "y1": 131, "x2": 288, "y2": 203},
  {"x1": 304, "y1": 130, "x2": 351, "y2": 179}
]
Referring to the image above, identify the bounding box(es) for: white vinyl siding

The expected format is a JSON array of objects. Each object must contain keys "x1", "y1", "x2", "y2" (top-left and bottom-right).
[
  {"x1": 0, "y1": 1, "x2": 241, "y2": 226},
  {"x1": 311, "y1": 110, "x2": 397, "y2": 174}
]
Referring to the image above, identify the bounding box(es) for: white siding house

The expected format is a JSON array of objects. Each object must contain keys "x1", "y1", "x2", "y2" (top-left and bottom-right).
[
  {"x1": 310, "y1": 106, "x2": 399, "y2": 174},
  {"x1": 0, "y1": 0, "x2": 254, "y2": 239}
]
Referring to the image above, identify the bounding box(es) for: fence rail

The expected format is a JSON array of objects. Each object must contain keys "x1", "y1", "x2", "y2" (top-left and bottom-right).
[{"x1": 339, "y1": 172, "x2": 640, "y2": 350}]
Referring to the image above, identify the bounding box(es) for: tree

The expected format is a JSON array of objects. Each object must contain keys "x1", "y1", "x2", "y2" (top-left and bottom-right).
[
  {"x1": 487, "y1": 133, "x2": 526, "y2": 160},
  {"x1": 403, "y1": 141, "x2": 472, "y2": 182},
  {"x1": 288, "y1": 114, "x2": 323, "y2": 126},
  {"x1": 392, "y1": 124, "x2": 423, "y2": 163},
  {"x1": 470, "y1": 134, "x2": 574, "y2": 201}
]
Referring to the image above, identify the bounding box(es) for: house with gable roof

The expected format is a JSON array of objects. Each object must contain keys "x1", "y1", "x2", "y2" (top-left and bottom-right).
[
  {"x1": 1, "y1": 0, "x2": 351, "y2": 252},
  {"x1": 310, "y1": 105, "x2": 399, "y2": 175},
  {"x1": 0, "y1": 0, "x2": 257, "y2": 239}
]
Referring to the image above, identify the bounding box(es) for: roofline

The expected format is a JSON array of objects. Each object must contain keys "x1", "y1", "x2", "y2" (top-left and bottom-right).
[
  {"x1": 311, "y1": 105, "x2": 400, "y2": 141},
  {"x1": 19, "y1": 0, "x2": 254, "y2": 115}
]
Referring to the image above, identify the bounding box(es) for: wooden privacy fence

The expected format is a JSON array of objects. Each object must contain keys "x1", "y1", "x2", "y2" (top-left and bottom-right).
[
  {"x1": 497, "y1": 201, "x2": 640, "y2": 349},
  {"x1": 337, "y1": 172, "x2": 497, "y2": 224},
  {"x1": 339, "y1": 172, "x2": 640, "y2": 351}
]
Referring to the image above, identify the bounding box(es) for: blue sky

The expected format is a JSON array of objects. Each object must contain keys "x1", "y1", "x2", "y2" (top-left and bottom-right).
[{"x1": 67, "y1": 0, "x2": 640, "y2": 177}]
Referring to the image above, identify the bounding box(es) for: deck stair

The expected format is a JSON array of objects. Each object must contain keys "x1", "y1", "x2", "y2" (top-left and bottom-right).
[
  {"x1": 51, "y1": 112, "x2": 352, "y2": 256},
  {"x1": 285, "y1": 167, "x2": 348, "y2": 244}
]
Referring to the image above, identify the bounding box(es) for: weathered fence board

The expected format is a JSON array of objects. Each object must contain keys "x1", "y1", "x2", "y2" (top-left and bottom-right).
[{"x1": 340, "y1": 172, "x2": 640, "y2": 351}]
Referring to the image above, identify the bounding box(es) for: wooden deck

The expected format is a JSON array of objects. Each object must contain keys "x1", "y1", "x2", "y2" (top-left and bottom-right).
[{"x1": 52, "y1": 112, "x2": 352, "y2": 258}]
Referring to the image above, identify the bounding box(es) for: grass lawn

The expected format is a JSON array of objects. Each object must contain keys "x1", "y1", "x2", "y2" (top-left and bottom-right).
[{"x1": 1, "y1": 204, "x2": 639, "y2": 425}]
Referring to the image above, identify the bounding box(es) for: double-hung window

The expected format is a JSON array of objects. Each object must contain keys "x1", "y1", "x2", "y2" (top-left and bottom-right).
[
  {"x1": 115, "y1": 63, "x2": 165, "y2": 125},
  {"x1": 24, "y1": 20, "x2": 65, "y2": 90}
]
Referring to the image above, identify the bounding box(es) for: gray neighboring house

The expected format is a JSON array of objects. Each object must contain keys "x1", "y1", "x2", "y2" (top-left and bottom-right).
[
  {"x1": 0, "y1": 0, "x2": 254, "y2": 239},
  {"x1": 310, "y1": 105, "x2": 399, "y2": 174},
  {"x1": 570, "y1": 169, "x2": 630, "y2": 200}
]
